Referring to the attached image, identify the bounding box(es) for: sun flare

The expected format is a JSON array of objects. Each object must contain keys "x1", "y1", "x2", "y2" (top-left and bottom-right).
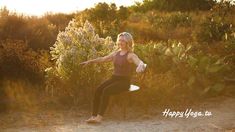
[{"x1": 0, "y1": 0, "x2": 142, "y2": 16}]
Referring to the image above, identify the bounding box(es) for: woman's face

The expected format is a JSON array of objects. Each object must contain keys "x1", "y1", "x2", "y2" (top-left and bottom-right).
[{"x1": 117, "y1": 35, "x2": 127, "y2": 50}]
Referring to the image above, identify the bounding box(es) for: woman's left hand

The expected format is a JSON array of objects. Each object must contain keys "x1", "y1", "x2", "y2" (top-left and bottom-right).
[{"x1": 136, "y1": 61, "x2": 147, "y2": 73}]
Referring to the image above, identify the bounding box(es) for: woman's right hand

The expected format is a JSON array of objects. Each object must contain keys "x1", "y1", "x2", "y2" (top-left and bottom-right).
[{"x1": 79, "y1": 61, "x2": 90, "y2": 66}]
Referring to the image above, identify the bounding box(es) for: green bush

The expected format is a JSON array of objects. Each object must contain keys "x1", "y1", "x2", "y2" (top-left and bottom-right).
[
  {"x1": 197, "y1": 16, "x2": 233, "y2": 42},
  {"x1": 45, "y1": 19, "x2": 116, "y2": 104},
  {"x1": 134, "y1": 40, "x2": 232, "y2": 100}
]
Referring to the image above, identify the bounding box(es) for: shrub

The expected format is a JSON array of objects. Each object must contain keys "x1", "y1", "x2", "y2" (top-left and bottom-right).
[
  {"x1": 45, "y1": 19, "x2": 116, "y2": 104},
  {"x1": 0, "y1": 40, "x2": 50, "y2": 84}
]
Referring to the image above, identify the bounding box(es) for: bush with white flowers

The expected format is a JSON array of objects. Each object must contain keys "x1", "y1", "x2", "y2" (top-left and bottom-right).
[{"x1": 45, "y1": 19, "x2": 116, "y2": 98}]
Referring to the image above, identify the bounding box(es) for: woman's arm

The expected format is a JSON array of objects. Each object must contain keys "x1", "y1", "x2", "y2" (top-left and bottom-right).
[
  {"x1": 128, "y1": 53, "x2": 147, "y2": 73},
  {"x1": 80, "y1": 51, "x2": 117, "y2": 65},
  {"x1": 128, "y1": 53, "x2": 143, "y2": 66}
]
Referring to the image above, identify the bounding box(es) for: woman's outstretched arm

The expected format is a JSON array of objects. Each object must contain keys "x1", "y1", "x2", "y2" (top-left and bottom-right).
[{"x1": 79, "y1": 51, "x2": 117, "y2": 66}]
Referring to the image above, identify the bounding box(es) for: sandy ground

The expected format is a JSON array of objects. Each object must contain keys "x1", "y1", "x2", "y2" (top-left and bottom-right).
[{"x1": 0, "y1": 97, "x2": 235, "y2": 132}]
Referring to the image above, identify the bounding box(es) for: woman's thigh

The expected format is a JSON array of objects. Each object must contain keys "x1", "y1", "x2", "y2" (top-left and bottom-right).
[
  {"x1": 95, "y1": 77, "x2": 115, "y2": 92},
  {"x1": 102, "y1": 79, "x2": 130, "y2": 96}
]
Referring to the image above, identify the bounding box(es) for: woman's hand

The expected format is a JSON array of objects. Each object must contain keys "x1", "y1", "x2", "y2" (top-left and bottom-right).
[
  {"x1": 79, "y1": 60, "x2": 91, "y2": 67},
  {"x1": 136, "y1": 61, "x2": 147, "y2": 73}
]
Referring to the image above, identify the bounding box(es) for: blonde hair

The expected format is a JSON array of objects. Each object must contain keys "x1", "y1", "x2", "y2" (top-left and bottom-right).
[{"x1": 116, "y1": 32, "x2": 134, "y2": 52}]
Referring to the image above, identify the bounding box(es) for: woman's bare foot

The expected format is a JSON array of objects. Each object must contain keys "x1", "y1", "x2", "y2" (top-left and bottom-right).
[
  {"x1": 85, "y1": 116, "x2": 97, "y2": 123},
  {"x1": 85, "y1": 115, "x2": 103, "y2": 124},
  {"x1": 94, "y1": 114, "x2": 103, "y2": 123}
]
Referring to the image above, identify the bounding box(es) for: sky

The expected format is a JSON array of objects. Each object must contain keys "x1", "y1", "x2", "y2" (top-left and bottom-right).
[{"x1": 0, "y1": 0, "x2": 143, "y2": 16}]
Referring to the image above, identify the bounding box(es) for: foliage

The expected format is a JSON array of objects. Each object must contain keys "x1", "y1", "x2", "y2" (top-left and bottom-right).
[
  {"x1": 197, "y1": 0, "x2": 235, "y2": 43},
  {"x1": 45, "y1": 19, "x2": 116, "y2": 101},
  {"x1": 0, "y1": 40, "x2": 50, "y2": 83},
  {"x1": 134, "y1": 40, "x2": 232, "y2": 98},
  {"x1": 197, "y1": 16, "x2": 233, "y2": 43},
  {"x1": 0, "y1": 7, "x2": 74, "y2": 50},
  {"x1": 130, "y1": 0, "x2": 216, "y2": 12},
  {"x1": 77, "y1": 3, "x2": 130, "y2": 40}
]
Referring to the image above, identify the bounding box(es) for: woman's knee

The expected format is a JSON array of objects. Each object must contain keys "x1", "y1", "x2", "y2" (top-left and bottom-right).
[
  {"x1": 94, "y1": 87, "x2": 103, "y2": 97},
  {"x1": 95, "y1": 84, "x2": 107, "y2": 95},
  {"x1": 101, "y1": 86, "x2": 113, "y2": 97},
  {"x1": 94, "y1": 84, "x2": 110, "y2": 97}
]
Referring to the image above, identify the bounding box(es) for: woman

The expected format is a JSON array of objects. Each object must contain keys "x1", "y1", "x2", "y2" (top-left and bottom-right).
[{"x1": 79, "y1": 32, "x2": 146, "y2": 123}]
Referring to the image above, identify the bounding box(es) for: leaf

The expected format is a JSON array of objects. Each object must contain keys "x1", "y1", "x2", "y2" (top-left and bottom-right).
[
  {"x1": 172, "y1": 56, "x2": 179, "y2": 64},
  {"x1": 187, "y1": 76, "x2": 195, "y2": 87},
  {"x1": 198, "y1": 56, "x2": 210, "y2": 70},
  {"x1": 211, "y1": 83, "x2": 224, "y2": 93},
  {"x1": 207, "y1": 64, "x2": 224, "y2": 73},
  {"x1": 202, "y1": 86, "x2": 211, "y2": 94},
  {"x1": 188, "y1": 55, "x2": 198, "y2": 67},
  {"x1": 172, "y1": 46, "x2": 180, "y2": 55},
  {"x1": 164, "y1": 48, "x2": 173, "y2": 56},
  {"x1": 185, "y1": 44, "x2": 192, "y2": 52},
  {"x1": 214, "y1": 58, "x2": 224, "y2": 65}
]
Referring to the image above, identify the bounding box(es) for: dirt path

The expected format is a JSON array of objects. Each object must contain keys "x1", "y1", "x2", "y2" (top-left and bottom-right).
[{"x1": 1, "y1": 97, "x2": 235, "y2": 132}]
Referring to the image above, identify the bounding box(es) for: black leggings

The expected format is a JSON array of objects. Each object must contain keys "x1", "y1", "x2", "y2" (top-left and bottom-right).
[{"x1": 92, "y1": 75, "x2": 131, "y2": 116}]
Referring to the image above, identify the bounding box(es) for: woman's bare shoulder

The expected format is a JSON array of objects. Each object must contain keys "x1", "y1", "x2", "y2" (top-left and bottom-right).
[
  {"x1": 112, "y1": 50, "x2": 119, "y2": 56},
  {"x1": 127, "y1": 51, "x2": 137, "y2": 63},
  {"x1": 108, "y1": 50, "x2": 119, "y2": 58},
  {"x1": 127, "y1": 52, "x2": 137, "y2": 58}
]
